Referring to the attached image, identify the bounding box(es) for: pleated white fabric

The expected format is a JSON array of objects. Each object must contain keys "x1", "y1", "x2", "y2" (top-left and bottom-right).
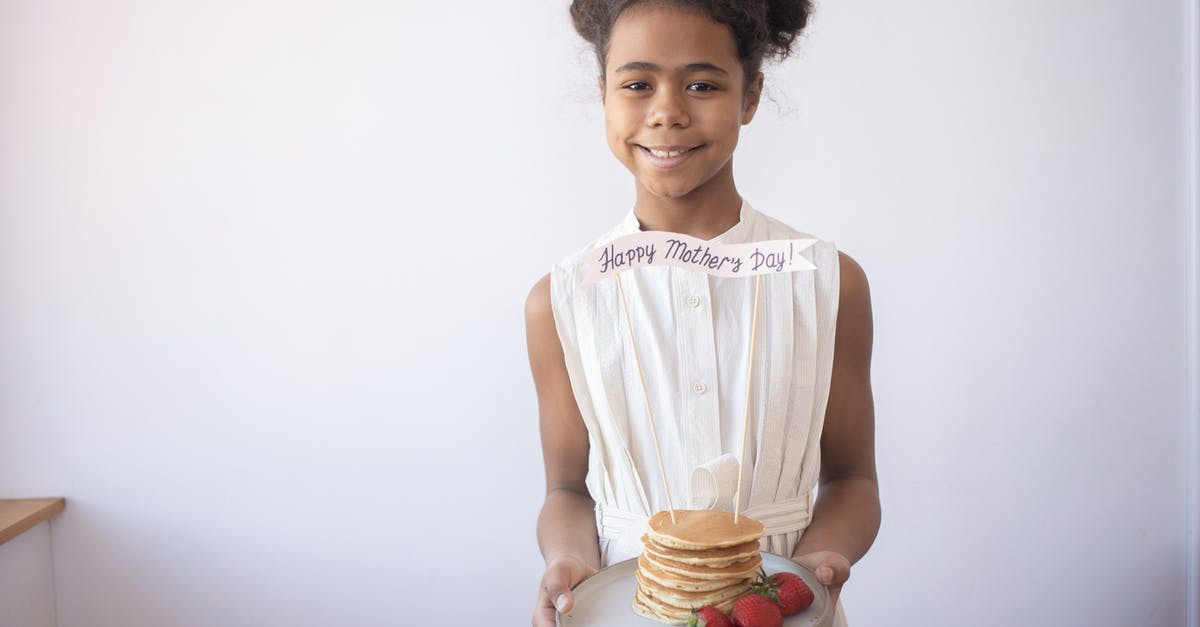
[{"x1": 550, "y1": 200, "x2": 848, "y2": 626}]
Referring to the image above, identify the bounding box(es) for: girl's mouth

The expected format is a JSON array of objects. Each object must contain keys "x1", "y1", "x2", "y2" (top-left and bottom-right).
[{"x1": 637, "y1": 144, "x2": 701, "y2": 167}]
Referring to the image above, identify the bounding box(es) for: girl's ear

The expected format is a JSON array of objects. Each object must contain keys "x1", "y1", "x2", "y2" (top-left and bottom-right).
[
  {"x1": 598, "y1": 75, "x2": 607, "y2": 105},
  {"x1": 741, "y1": 71, "x2": 765, "y2": 125}
]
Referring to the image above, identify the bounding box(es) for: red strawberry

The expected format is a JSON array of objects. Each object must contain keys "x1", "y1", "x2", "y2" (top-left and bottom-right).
[
  {"x1": 730, "y1": 593, "x2": 782, "y2": 627},
  {"x1": 688, "y1": 606, "x2": 734, "y2": 627},
  {"x1": 771, "y1": 571, "x2": 814, "y2": 615}
]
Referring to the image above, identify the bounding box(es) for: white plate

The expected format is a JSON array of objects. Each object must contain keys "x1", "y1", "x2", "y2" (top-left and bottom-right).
[{"x1": 558, "y1": 552, "x2": 832, "y2": 626}]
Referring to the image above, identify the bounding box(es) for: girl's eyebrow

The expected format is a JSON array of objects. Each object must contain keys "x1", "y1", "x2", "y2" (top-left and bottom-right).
[{"x1": 612, "y1": 61, "x2": 729, "y2": 75}]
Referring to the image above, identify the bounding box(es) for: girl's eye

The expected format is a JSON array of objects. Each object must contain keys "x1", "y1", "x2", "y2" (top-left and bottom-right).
[
  {"x1": 688, "y1": 82, "x2": 718, "y2": 92},
  {"x1": 623, "y1": 81, "x2": 651, "y2": 91}
]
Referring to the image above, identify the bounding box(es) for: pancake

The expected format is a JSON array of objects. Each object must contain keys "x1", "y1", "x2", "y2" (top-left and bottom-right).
[
  {"x1": 632, "y1": 591, "x2": 689, "y2": 625},
  {"x1": 641, "y1": 534, "x2": 760, "y2": 568},
  {"x1": 632, "y1": 510, "x2": 766, "y2": 624},
  {"x1": 641, "y1": 549, "x2": 762, "y2": 581},
  {"x1": 636, "y1": 554, "x2": 755, "y2": 592},
  {"x1": 635, "y1": 568, "x2": 752, "y2": 608},
  {"x1": 633, "y1": 586, "x2": 739, "y2": 624},
  {"x1": 647, "y1": 510, "x2": 765, "y2": 550}
]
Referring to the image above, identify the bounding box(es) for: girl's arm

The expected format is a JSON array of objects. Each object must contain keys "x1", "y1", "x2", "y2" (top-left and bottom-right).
[
  {"x1": 791, "y1": 252, "x2": 881, "y2": 604},
  {"x1": 526, "y1": 274, "x2": 600, "y2": 627}
]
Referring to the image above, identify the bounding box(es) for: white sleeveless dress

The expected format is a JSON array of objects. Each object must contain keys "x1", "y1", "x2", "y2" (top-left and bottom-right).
[{"x1": 550, "y1": 200, "x2": 849, "y2": 625}]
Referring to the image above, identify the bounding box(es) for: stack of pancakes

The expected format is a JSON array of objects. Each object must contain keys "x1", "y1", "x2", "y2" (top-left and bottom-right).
[{"x1": 632, "y1": 510, "x2": 765, "y2": 624}]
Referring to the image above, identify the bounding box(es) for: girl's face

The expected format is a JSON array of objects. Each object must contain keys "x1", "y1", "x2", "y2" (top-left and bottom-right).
[{"x1": 601, "y1": 4, "x2": 762, "y2": 201}]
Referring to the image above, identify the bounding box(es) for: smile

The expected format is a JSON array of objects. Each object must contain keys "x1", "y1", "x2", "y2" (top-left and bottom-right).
[
  {"x1": 637, "y1": 144, "x2": 702, "y2": 167},
  {"x1": 649, "y1": 147, "x2": 688, "y2": 158}
]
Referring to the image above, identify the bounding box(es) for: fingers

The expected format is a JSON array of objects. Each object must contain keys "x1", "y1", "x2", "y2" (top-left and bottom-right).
[
  {"x1": 543, "y1": 566, "x2": 576, "y2": 613},
  {"x1": 811, "y1": 552, "x2": 849, "y2": 590},
  {"x1": 532, "y1": 601, "x2": 557, "y2": 627},
  {"x1": 532, "y1": 585, "x2": 570, "y2": 627},
  {"x1": 815, "y1": 553, "x2": 850, "y2": 588},
  {"x1": 792, "y1": 549, "x2": 852, "y2": 608},
  {"x1": 555, "y1": 591, "x2": 574, "y2": 614},
  {"x1": 534, "y1": 558, "x2": 591, "y2": 626}
]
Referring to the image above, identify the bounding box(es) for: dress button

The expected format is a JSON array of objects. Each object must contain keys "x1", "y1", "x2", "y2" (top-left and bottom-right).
[
  {"x1": 693, "y1": 383, "x2": 708, "y2": 395},
  {"x1": 686, "y1": 295, "x2": 701, "y2": 308}
]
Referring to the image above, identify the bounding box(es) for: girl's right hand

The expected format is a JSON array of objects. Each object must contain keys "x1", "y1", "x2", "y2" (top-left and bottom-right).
[{"x1": 532, "y1": 555, "x2": 598, "y2": 627}]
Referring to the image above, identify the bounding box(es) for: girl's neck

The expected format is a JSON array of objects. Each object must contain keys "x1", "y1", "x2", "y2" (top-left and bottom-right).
[{"x1": 631, "y1": 169, "x2": 743, "y2": 241}]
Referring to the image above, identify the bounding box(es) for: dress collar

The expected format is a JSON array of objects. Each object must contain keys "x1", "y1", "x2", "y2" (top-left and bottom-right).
[{"x1": 617, "y1": 198, "x2": 756, "y2": 244}]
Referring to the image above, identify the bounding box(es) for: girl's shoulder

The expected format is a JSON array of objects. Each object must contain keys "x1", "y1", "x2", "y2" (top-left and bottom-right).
[
  {"x1": 547, "y1": 217, "x2": 632, "y2": 298},
  {"x1": 750, "y1": 208, "x2": 842, "y2": 273},
  {"x1": 555, "y1": 219, "x2": 631, "y2": 269},
  {"x1": 751, "y1": 207, "x2": 826, "y2": 244}
]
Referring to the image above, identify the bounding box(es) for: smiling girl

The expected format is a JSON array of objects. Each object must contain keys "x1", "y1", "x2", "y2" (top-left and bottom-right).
[{"x1": 526, "y1": 2, "x2": 879, "y2": 625}]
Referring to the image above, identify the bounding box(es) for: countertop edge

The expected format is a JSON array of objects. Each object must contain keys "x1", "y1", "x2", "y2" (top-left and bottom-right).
[{"x1": 0, "y1": 498, "x2": 66, "y2": 546}]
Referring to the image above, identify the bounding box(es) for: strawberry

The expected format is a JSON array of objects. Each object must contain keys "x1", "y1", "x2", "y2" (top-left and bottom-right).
[
  {"x1": 771, "y1": 571, "x2": 814, "y2": 615},
  {"x1": 730, "y1": 593, "x2": 782, "y2": 627},
  {"x1": 688, "y1": 606, "x2": 734, "y2": 627}
]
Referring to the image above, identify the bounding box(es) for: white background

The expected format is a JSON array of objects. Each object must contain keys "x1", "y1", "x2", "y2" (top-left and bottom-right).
[{"x1": 1, "y1": 1, "x2": 1195, "y2": 625}]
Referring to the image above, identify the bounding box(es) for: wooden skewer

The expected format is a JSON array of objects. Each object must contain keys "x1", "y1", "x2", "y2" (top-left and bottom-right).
[
  {"x1": 615, "y1": 273, "x2": 677, "y2": 524},
  {"x1": 734, "y1": 274, "x2": 763, "y2": 524}
]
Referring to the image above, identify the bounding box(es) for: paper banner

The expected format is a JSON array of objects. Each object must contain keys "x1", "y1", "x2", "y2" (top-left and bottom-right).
[{"x1": 582, "y1": 231, "x2": 817, "y2": 285}]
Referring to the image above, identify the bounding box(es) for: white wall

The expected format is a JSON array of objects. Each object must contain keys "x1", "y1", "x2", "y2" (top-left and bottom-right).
[
  {"x1": 0, "y1": 1, "x2": 1192, "y2": 626},
  {"x1": 0, "y1": 523, "x2": 59, "y2": 627}
]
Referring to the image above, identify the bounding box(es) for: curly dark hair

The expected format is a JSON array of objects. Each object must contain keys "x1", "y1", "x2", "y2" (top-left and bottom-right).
[{"x1": 569, "y1": 0, "x2": 813, "y2": 89}]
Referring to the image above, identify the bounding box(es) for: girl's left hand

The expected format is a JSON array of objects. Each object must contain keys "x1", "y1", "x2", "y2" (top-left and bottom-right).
[{"x1": 791, "y1": 550, "x2": 851, "y2": 608}]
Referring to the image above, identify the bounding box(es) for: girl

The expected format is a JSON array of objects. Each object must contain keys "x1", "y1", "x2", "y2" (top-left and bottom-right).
[{"x1": 527, "y1": 1, "x2": 879, "y2": 625}]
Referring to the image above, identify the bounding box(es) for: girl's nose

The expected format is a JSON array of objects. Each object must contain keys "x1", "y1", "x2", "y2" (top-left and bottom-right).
[{"x1": 646, "y1": 88, "x2": 690, "y2": 128}]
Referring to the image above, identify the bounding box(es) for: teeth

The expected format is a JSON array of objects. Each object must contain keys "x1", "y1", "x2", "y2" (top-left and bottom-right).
[{"x1": 649, "y1": 148, "x2": 688, "y2": 158}]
